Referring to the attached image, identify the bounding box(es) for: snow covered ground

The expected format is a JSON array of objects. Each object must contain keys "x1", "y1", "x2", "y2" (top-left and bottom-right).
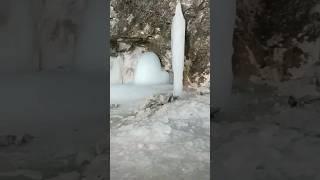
[
  {"x1": 0, "y1": 72, "x2": 107, "y2": 180},
  {"x1": 110, "y1": 89, "x2": 210, "y2": 180},
  {"x1": 213, "y1": 78, "x2": 320, "y2": 180}
]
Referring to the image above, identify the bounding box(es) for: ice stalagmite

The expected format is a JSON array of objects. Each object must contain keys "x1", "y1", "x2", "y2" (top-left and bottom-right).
[{"x1": 171, "y1": 1, "x2": 185, "y2": 97}]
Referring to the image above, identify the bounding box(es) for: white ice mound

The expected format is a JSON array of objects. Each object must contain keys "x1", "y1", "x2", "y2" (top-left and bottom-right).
[{"x1": 134, "y1": 52, "x2": 169, "y2": 85}]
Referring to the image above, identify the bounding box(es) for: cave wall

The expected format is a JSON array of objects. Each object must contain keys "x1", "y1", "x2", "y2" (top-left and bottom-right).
[
  {"x1": 110, "y1": 0, "x2": 210, "y2": 87},
  {"x1": 0, "y1": 0, "x2": 106, "y2": 73},
  {"x1": 233, "y1": 0, "x2": 320, "y2": 82}
]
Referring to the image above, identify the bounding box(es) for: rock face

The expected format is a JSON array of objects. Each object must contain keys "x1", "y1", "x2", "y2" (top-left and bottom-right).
[
  {"x1": 234, "y1": 0, "x2": 320, "y2": 81},
  {"x1": 110, "y1": 0, "x2": 210, "y2": 87}
]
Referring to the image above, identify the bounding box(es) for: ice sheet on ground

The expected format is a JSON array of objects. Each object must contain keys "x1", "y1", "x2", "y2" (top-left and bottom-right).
[
  {"x1": 110, "y1": 92, "x2": 210, "y2": 180},
  {"x1": 110, "y1": 84, "x2": 173, "y2": 105}
]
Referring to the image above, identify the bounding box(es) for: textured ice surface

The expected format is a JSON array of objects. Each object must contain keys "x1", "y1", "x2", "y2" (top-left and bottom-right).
[
  {"x1": 110, "y1": 51, "x2": 171, "y2": 105},
  {"x1": 121, "y1": 48, "x2": 144, "y2": 84},
  {"x1": 111, "y1": 92, "x2": 210, "y2": 179},
  {"x1": 134, "y1": 52, "x2": 169, "y2": 85},
  {"x1": 171, "y1": 2, "x2": 185, "y2": 96},
  {"x1": 110, "y1": 51, "x2": 170, "y2": 86},
  {"x1": 110, "y1": 84, "x2": 173, "y2": 105},
  {"x1": 110, "y1": 56, "x2": 123, "y2": 84}
]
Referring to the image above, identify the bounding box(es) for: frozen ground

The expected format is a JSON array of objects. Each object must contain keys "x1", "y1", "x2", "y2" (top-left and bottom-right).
[
  {"x1": 110, "y1": 88, "x2": 210, "y2": 180},
  {"x1": 213, "y1": 78, "x2": 320, "y2": 180},
  {"x1": 0, "y1": 72, "x2": 107, "y2": 180},
  {"x1": 110, "y1": 84, "x2": 173, "y2": 105}
]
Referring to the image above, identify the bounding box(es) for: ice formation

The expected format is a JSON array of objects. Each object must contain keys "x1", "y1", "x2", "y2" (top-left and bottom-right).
[
  {"x1": 111, "y1": 92, "x2": 210, "y2": 179},
  {"x1": 171, "y1": 1, "x2": 185, "y2": 96},
  {"x1": 134, "y1": 52, "x2": 169, "y2": 85},
  {"x1": 110, "y1": 51, "x2": 171, "y2": 105},
  {"x1": 121, "y1": 48, "x2": 143, "y2": 84},
  {"x1": 110, "y1": 84, "x2": 173, "y2": 105},
  {"x1": 110, "y1": 56, "x2": 123, "y2": 84}
]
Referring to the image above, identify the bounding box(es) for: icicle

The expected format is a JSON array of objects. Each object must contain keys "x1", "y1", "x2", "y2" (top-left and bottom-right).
[{"x1": 171, "y1": 0, "x2": 185, "y2": 97}]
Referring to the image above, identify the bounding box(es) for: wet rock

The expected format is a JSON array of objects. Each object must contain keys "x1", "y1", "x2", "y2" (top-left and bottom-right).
[
  {"x1": 110, "y1": 104, "x2": 120, "y2": 109},
  {"x1": 141, "y1": 93, "x2": 173, "y2": 110}
]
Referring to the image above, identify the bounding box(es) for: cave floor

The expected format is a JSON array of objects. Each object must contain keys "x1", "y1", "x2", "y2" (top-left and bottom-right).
[
  {"x1": 213, "y1": 78, "x2": 320, "y2": 180},
  {"x1": 0, "y1": 72, "x2": 107, "y2": 180},
  {"x1": 110, "y1": 90, "x2": 210, "y2": 180}
]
